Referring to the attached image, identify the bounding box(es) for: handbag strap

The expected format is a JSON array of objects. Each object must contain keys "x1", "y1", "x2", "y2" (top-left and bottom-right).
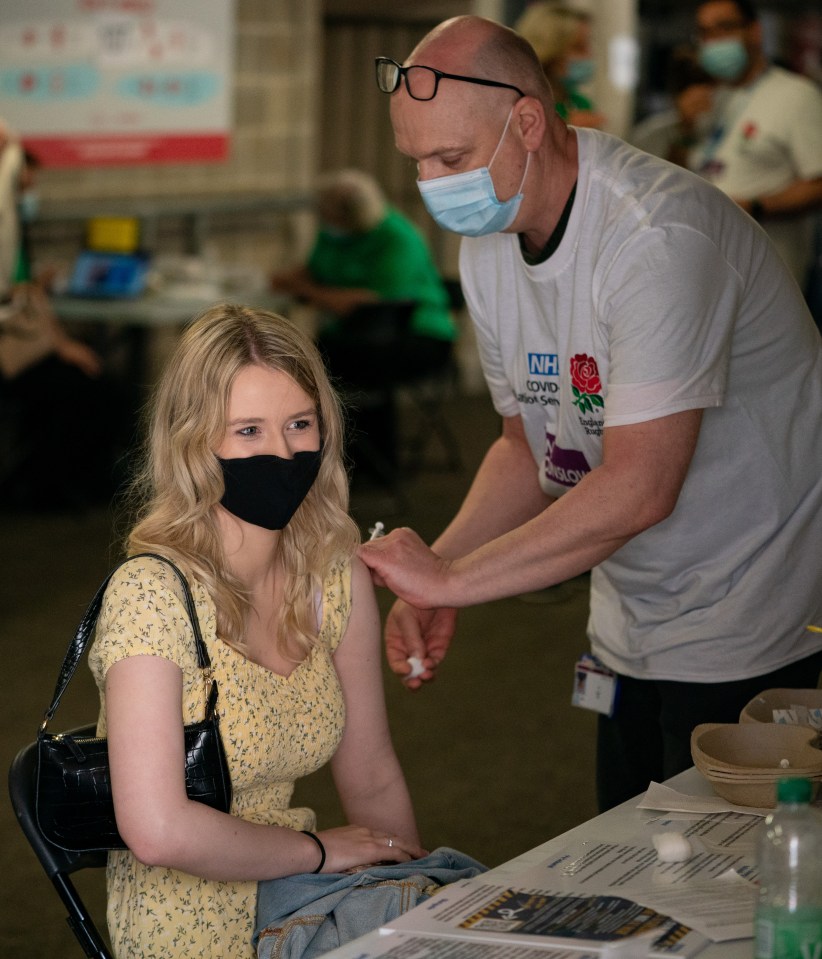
[{"x1": 41, "y1": 552, "x2": 211, "y2": 729}]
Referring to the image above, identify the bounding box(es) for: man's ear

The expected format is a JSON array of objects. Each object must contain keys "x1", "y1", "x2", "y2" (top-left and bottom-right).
[{"x1": 514, "y1": 97, "x2": 546, "y2": 151}]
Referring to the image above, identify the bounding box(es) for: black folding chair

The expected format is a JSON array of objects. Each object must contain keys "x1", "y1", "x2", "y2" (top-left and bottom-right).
[
  {"x1": 324, "y1": 300, "x2": 417, "y2": 505},
  {"x1": 399, "y1": 279, "x2": 464, "y2": 474},
  {"x1": 8, "y1": 725, "x2": 113, "y2": 958}
]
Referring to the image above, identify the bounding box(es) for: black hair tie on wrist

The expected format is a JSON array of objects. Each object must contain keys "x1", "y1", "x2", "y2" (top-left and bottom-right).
[{"x1": 301, "y1": 830, "x2": 326, "y2": 873}]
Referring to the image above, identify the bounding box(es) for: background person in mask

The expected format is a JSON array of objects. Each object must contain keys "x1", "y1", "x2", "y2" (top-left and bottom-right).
[
  {"x1": 514, "y1": 1, "x2": 605, "y2": 129},
  {"x1": 360, "y1": 16, "x2": 822, "y2": 813},
  {"x1": 670, "y1": 0, "x2": 822, "y2": 288},
  {"x1": 90, "y1": 303, "x2": 424, "y2": 957},
  {"x1": 271, "y1": 169, "x2": 455, "y2": 479}
]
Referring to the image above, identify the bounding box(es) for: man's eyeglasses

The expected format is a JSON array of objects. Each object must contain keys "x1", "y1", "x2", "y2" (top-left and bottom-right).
[{"x1": 375, "y1": 57, "x2": 524, "y2": 102}]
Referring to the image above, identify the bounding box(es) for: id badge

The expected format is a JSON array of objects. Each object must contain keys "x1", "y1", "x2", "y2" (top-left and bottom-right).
[{"x1": 571, "y1": 653, "x2": 619, "y2": 717}]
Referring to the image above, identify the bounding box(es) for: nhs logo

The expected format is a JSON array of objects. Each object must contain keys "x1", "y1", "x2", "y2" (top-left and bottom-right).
[{"x1": 528, "y1": 352, "x2": 559, "y2": 376}]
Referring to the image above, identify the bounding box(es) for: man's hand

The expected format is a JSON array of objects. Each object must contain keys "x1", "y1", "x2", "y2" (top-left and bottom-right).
[
  {"x1": 359, "y1": 528, "x2": 459, "y2": 688},
  {"x1": 358, "y1": 527, "x2": 452, "y2": 609},
  {"x1": 675, "y1": 83, "x2": 714, "y2": 131},
  {"x1": 384, "y1": 600, "x2": 457, "y2": 689}
]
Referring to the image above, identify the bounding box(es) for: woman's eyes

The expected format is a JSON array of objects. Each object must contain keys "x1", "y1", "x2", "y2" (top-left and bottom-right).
[
  {"x1": 236, "y1": 419, "x2": 313, "y2": 436},
  {"x1": 289, "y1": 418, "x2": 313, "y2": 432}
]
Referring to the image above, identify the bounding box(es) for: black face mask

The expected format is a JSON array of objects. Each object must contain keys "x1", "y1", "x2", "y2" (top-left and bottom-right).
[{"x1": 218, "y1": 449, "x2": 322, "y2": 530}]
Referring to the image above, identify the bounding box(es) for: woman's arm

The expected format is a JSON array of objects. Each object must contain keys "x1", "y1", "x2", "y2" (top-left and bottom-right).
[
  {"x1": 329, "y1": 557, "x2": 424, "y2": 852},
  {"x1": 105, "y1": 599, "x2": 422, "y2": 877},
  {"x1": 107, "y1": 655, "x2": 327, "y2": 879}
]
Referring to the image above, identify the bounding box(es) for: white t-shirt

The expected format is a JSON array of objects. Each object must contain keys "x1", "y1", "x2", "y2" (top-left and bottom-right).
[
  {"x1": 460, "y1": 128, "x2": 822, "y2": 682},
  {"x1": 687, "y1": 66, "x2": 822, "y2": 283}
]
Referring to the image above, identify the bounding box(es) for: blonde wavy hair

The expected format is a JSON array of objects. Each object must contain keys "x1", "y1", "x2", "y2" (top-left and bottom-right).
[{"x1": 127, "y1": 303, "x2": 360, "y2": 656}]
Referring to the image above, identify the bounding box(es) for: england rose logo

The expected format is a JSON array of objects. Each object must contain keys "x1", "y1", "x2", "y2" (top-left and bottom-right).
[{"x1": 570, "y1": 354, "x2": 604, "y2": 414}]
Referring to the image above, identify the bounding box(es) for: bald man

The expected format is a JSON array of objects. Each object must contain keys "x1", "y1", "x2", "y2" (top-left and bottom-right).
[{"x1": 359, "y1": 16, "x2": 822, "y2": 811}]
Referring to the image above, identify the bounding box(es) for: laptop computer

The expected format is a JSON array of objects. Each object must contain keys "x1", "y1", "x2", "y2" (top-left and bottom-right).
[{"x1": 67, "y1": 250, "x2": 150, "y2": 299}]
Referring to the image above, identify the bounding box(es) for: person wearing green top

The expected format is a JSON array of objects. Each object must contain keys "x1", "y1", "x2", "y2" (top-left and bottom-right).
[{"x1": 272, "y1": 168, "x2": 456, "y2": 477}]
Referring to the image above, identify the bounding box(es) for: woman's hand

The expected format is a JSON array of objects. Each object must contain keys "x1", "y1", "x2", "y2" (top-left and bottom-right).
[{"x1": 315, "y1": 825, "x2": 427, "y2": 873}]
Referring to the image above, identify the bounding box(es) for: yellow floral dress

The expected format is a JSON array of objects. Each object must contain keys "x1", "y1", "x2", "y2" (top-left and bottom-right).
[{"x1": 88, "y1": 554, "x2": 352, "y2": 958}]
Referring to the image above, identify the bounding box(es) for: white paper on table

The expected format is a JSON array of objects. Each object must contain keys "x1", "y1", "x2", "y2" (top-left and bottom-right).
[
  {"x1": 634, "y1": 811, "x2": 761, "y2": 859},
  {"x1": 634, "y1": 870, "x2": 756, "y2": 943},
  {"x1": 323, "y1": 928, "x2": 603, "y2": 959},
  {"x1": 512, "y1": 824, "x2": 758, "y2": 943},
  {"x1": 676, "y1": 811, "x2": 761, "y2": 858},
  {"x1": 382, "y1": 879, "x2": 709, "y2": 958},
  {"x1": 637, "y1": 782, "x2": 771, "y2": 818}
]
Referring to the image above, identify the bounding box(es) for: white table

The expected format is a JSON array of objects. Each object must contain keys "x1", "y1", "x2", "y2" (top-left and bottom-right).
[
  {"x1": 320, "y1": 768, "x2": 756, "y2": 959},
  {"x1": 52, "y1": 288, "x2": 292, "y2": 328},
  {"x1": 52, "y1": 288, "x2": 293, "y2": 384}
]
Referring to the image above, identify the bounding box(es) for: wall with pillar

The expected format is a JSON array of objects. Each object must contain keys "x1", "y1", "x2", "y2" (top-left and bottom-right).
[{"x1": 27, "y1": 0, "x2": 322, "y2": 280}]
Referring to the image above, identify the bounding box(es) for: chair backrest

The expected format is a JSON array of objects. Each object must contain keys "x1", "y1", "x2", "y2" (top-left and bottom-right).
[
  {"x1": 8, "y1": 725, "x2": 113, "y2": 959},
  {"x1": 442, "y1": 277, "x2": 465, "y2": 312},
  {"x1": 344, "y1": 299, "x2": 416, "y2": 348}
]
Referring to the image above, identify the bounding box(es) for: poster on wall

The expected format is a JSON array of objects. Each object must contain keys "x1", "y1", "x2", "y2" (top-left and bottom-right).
[{"x1": 0, "y1": 0, "x2": 234, "y2": 167}]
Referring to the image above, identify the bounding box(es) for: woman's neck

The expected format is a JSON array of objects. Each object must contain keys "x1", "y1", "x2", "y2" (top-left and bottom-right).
[{"x1": 216, "y1": 507, "x2": 281, "y2": 591}]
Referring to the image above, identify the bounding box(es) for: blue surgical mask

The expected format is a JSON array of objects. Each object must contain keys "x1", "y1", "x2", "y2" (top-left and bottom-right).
[
  {"x1": 17, "y1": 191, "x2": 39, "y2": 222},
  {"x1": 698, "y1": 38, "x2": 749, "y2": 81},
  {"x1": 417, "y1": 108, "x2": 530, "y2": 237},
  {"x1": 564, "y1": 58, "x2": 596, "y2": 87}
]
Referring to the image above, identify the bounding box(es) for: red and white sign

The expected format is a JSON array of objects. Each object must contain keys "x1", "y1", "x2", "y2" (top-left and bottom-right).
[{"x1": 0, "y1": 0, "x2": 234, "y2": 167}]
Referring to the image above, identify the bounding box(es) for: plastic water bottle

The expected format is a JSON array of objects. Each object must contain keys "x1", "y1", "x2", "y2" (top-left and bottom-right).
[{"x1": 754, "y1": 777, "x2": 822, "y2": 959}]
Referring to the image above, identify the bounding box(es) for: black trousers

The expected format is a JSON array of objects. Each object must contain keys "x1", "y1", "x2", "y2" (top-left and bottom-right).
[
  {"x1": 1, "y1": 356, "x2": 136, "y2": 510},
  {"x1": 596, "y1": 649, "x2": 822, "y2": 812}
]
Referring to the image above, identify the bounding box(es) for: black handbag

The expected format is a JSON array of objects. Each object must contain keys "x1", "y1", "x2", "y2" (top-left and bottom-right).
[{"x1": 35, "y1": 553, "x2": 232, "y2": 852}]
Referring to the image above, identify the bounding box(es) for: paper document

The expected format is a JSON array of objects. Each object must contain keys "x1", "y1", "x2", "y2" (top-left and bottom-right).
[
  {"x1": 516, "y1": 823, "x2": 758, "y2": 942},
  {"x1": 330, "y1": 929, "x2": 601, "y2": 959},
  {"x1": 629, "y1": 871, "x2": 756, "y2": 943},
  {"x1": 637, "y1": 782, "x2": 770, "y2": 818},
  {"x1": 383, "y1": 879, "x2": 708, "y2": 958}
]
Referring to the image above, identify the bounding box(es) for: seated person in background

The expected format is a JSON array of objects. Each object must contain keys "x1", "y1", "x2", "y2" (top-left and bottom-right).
[
  {"x1": 0, "y1": 128, "x2": 130, "y2": 509},
  {"x1": 272, "y1": 169, "x2": 456, "y2": 476},
  {"x1": 90, "y1": 304, "x2": 425, "y2": 957},
  {"x1": 514, "y1": 1, "x2": 605, "y2": 129}
]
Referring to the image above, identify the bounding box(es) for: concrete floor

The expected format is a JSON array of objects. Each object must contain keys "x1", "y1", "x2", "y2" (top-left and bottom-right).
[{"x1": 1, "y1": 390, "x2": 598, "y2": 957}]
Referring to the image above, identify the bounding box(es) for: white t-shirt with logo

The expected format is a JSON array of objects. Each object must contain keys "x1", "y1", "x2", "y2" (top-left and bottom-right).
[
  {"x1": 460, "y1": 128, "x2": 822, "y2": 682},
  {"x1": 687, "y1": 66, "x2": 822, "y2": 283}
]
